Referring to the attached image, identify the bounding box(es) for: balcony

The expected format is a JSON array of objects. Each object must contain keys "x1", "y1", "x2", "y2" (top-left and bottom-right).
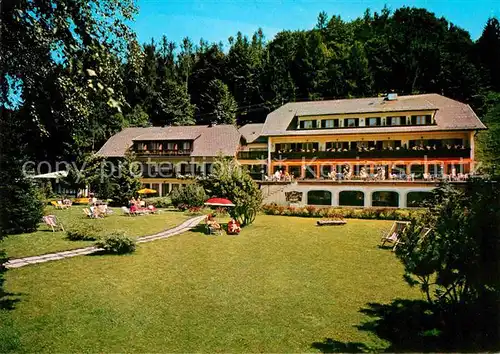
[
  {"x1": 237, "y1": 151, "x2": 268, "y2": 160},
  {"x1": 135, "y1": 149, "x2": 192, "y2": 156},
  {"x1": 271, "y1": 148, "x2": 471, "y2": 160}
]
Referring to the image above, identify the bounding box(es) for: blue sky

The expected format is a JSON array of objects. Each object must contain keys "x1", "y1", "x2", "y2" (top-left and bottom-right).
[{"x1": 132, "y1": 0, "x2": 499, "y2": 48}]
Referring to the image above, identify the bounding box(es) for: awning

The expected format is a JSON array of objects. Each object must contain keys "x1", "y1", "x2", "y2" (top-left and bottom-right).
[{"x1": 31, "y1": 171, "x2": 68, "y2": 179}]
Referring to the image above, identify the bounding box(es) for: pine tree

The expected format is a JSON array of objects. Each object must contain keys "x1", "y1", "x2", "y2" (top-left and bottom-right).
[
  {"x1": 477, "y1": 17, "x2": 500, "y2": 90},
  {"x1": 112, "y1": 153, "x2": 142, "y2": 206},
  {"x1": 0, "y1": 109, "x2": 44, "y2": 236},
  {"x1": 151, "y1": 80, "x2": 195, "y2": 126},
  {"x1": 200, "y1": 79, "x2": 238, "y2": 125}
]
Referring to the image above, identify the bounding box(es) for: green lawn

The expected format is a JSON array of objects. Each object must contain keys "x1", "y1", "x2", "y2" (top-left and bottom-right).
[
  {"x1": 0, "y1": 207, "x2": 192, "y2": 259},
  {"x1": 0, "y1": 215, "x2": 421, "y2": 352}
]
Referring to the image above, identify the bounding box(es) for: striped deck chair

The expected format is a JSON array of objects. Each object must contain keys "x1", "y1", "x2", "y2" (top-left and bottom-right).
[
  {"x1": 380, "y1": 221, "x2": 410, "y2": 251},
  {"x1": 42, "y1": 215, "x2": 65, "y2": 232},
  {"x1": 416, "y1": 227, "x2": 433, "y2": 247}
]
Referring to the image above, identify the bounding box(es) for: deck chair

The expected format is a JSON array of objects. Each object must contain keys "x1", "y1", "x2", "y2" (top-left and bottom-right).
[
  {"x1": 42, "y1": 215, "x2": 65, "y2": 232},
  {"x1": 83, "y1": 208, "x2": 94, "y2": 218},
  {"x1": 415, "y1": 227, "x2": 432, "y2": 247},
  {"x1": 51, "y1": 201, "x2": 63, "y2": 209},
  {"x1": 121, "y1": 206, "x2": 132, "y2": 216},
  {"x1": 206, "y1": 221, "x2": 223, "y2": 235},
  {"x1": 57, "y1": 200, "x2": 69, "y2": 209},
  {"x1": 380, "y1": 221, "x2": 410, "y2": 251}
]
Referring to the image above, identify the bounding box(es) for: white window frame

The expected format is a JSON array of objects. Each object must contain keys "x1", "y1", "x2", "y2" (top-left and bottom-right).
[
  {"x1": 346, "y1": 118, "x2": 357, "y2": 127},
  {"x1": 416, "y1": 116, "x2": 426, "y2": 125},
  {"x1": 323, "y1": 119, "x2": 335, "y2": 128},
  {"x1": 303, "y1": 120, "x2": 314, "y2": 129},
  {"x1": 390, "y1": 117, "x2": 401, "y2": 125}
]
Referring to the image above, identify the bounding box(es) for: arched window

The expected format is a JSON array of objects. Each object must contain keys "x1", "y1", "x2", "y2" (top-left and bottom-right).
[
  {"x1": 407, "y1": 192, "x2": 432, "y2": 207},
  {"x1": 372, "y1": 191, "x2": 399, "y2": 207},
  {"x1": 307, "y1": 190, "x2": 332, "y2": 206},
  {"x1": 339, "y1": 191, "x2": 364, "y2": 206}
]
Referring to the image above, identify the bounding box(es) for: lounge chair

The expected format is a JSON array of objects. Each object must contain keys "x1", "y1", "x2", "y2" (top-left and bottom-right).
[
  {"x1": 380, "y1": 221, "x2": 410, "y2": 251},
  {"x1": 51, "y1": 201, "x2": 63, "y2": 209},
  {"x1": 147, "y1": 205, "x2": 158, "y2": 214},
  {"x1": 416, "y1": 227, "x2": 432, "y2": 246},
  {"x1": 57, "y1": 200, "x2": 70, "y2": 209},
  {"x1": 206, "y1": 220, "x2": 223, "y2": 235},
  {"x1": 42, "y1": 215, "x2": 64, "y2": 232},
  {"x1": 121, "y1": 206, "x2": 132, "y2": 216},
  {"x1": 83, "y1": 207, "x2": 101, "y2": 218}
]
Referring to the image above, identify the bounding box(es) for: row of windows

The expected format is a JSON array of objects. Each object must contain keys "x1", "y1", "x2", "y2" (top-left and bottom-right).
[
  {"x1": 135, "y1": 140, "x2": 192, "y2": 151},
  {"x1": 307, "y1": 190, "x2": 431, "y2": 207},
  {"x1": 298, "y1": 115, "x2": 433, "y2": 130},
  {"x1": 144, "y1": 163, "x2": 213, "y2": 176}
]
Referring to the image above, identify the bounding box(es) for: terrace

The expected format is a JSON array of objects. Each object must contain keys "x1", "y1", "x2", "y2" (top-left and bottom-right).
[{"x1": 271, "y1": 146, "x2": 471, "y2": 159}]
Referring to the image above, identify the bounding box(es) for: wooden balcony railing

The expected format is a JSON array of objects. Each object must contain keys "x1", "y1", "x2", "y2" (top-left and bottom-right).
[
  {"x1": 135, "y1": 149, "x2": 192, "y2": 156},
  {"x1": 237, "y1": 151, "x2": 268, "y2": 160},
  {"x1": 271, "y1": 148, "x2": 470, "y2": 160}
]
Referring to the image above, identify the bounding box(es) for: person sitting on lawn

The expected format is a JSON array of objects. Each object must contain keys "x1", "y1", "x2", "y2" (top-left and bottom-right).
[
  {"x1": 227, "y1": 218, "x2": 241, "y2": 235},
  {"x1": 97, "y1": 204, "x2": 108, "y2": 216},
  {"x1": 90, "y1": 206, "x2": 101, "y2": 218}
]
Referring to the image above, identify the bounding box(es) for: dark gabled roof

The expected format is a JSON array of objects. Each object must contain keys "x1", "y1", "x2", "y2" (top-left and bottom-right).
[
  {"x1": 97, "y1": 125, "x2": 241, "y2": 158},
  {"x1": 238, "y1": 123, "x2": 265, "y2": 143},
  {"x1": 261, "y1": 93, "x2": 486, "y2": 136}
]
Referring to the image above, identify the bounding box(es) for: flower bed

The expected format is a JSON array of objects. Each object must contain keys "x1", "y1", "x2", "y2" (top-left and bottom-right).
[{"x1": 261, "y1": 203, "x2": 420, "y2": 220}]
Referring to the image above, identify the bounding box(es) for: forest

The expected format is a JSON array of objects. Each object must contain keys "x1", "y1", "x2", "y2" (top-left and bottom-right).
[{"x1": 1, "y1": 1, "x2": 500, "y2": 172}]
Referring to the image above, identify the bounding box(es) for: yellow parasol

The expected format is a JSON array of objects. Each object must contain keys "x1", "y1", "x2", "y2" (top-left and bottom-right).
[{"x1": 137, "y1": 188, "x2": 157, "y2": 194}]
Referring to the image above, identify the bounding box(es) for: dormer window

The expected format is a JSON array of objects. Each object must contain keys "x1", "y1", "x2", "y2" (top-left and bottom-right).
[
  {"x1": 182, "y1": 141, "x2": 191, "y2": 150},
  {"x1": 411, "y1": 115, "x2": 432, "y2": 125},
  {"x1": 367, "y1": 117, "x2": 381, "y2": 126},
  {"x1": 300, "y1": 120, "x2": 317, "y2": 129},
  {"x1": 387, "y1": 116, "x2": 405, "y2": 126},
  {"x1": 321, "y1": 119, "x2": 339, "y2": 128},
  {"x1": 345, "y1": 118, "x2": 359, "y2": 127}
]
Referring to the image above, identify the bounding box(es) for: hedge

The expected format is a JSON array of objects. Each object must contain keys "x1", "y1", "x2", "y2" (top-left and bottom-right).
[{"x1": 261, "y1": 204, "x2": 421, "y2": 220}]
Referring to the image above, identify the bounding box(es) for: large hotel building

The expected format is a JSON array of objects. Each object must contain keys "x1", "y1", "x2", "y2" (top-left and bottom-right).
[{"x1": 98, "y1": 93, "x2": 486, "y2": 208}]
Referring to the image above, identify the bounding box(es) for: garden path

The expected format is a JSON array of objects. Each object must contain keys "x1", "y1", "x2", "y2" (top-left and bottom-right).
[{"x1": 3, "y1": 215, "x2": 206, "y2": 269}]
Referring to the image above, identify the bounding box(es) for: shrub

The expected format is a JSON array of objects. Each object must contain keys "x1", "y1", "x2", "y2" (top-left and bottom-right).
[
  {"x1": 188, "y1": 206, "x2": 202, "y2": 213},
  {"x1": 66, "y1": 223, "x2": 102, "y2": 241},
  {"x1": 261, "y1": 204, "x2": 419, "y2": 220},
  {"x1": 395, "y1": 180, "x2": 500, "y2": 346},
  {"x1": 96, "y1": 231, "x2": 136, "y2": 254},
  {"x1": 214, "y1": 207, "x2": 229, "y2": 217},
  {"x1": 146, "y1": 196, "x2": 172, "y2": 208},
  {"x1": 306, "y1": 205, "x2": 316, "y2": 215},
  {"x1": 170, "y1": 184, "x2": 207, "y2": 209},
  {"x1": 198, "y1": 157, "x2": 262, "y2": 226}
]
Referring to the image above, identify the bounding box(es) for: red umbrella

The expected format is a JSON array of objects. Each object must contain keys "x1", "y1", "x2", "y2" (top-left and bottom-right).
[{"x1": 204, "y1": 197, "x2": 235, "y2": 207}]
